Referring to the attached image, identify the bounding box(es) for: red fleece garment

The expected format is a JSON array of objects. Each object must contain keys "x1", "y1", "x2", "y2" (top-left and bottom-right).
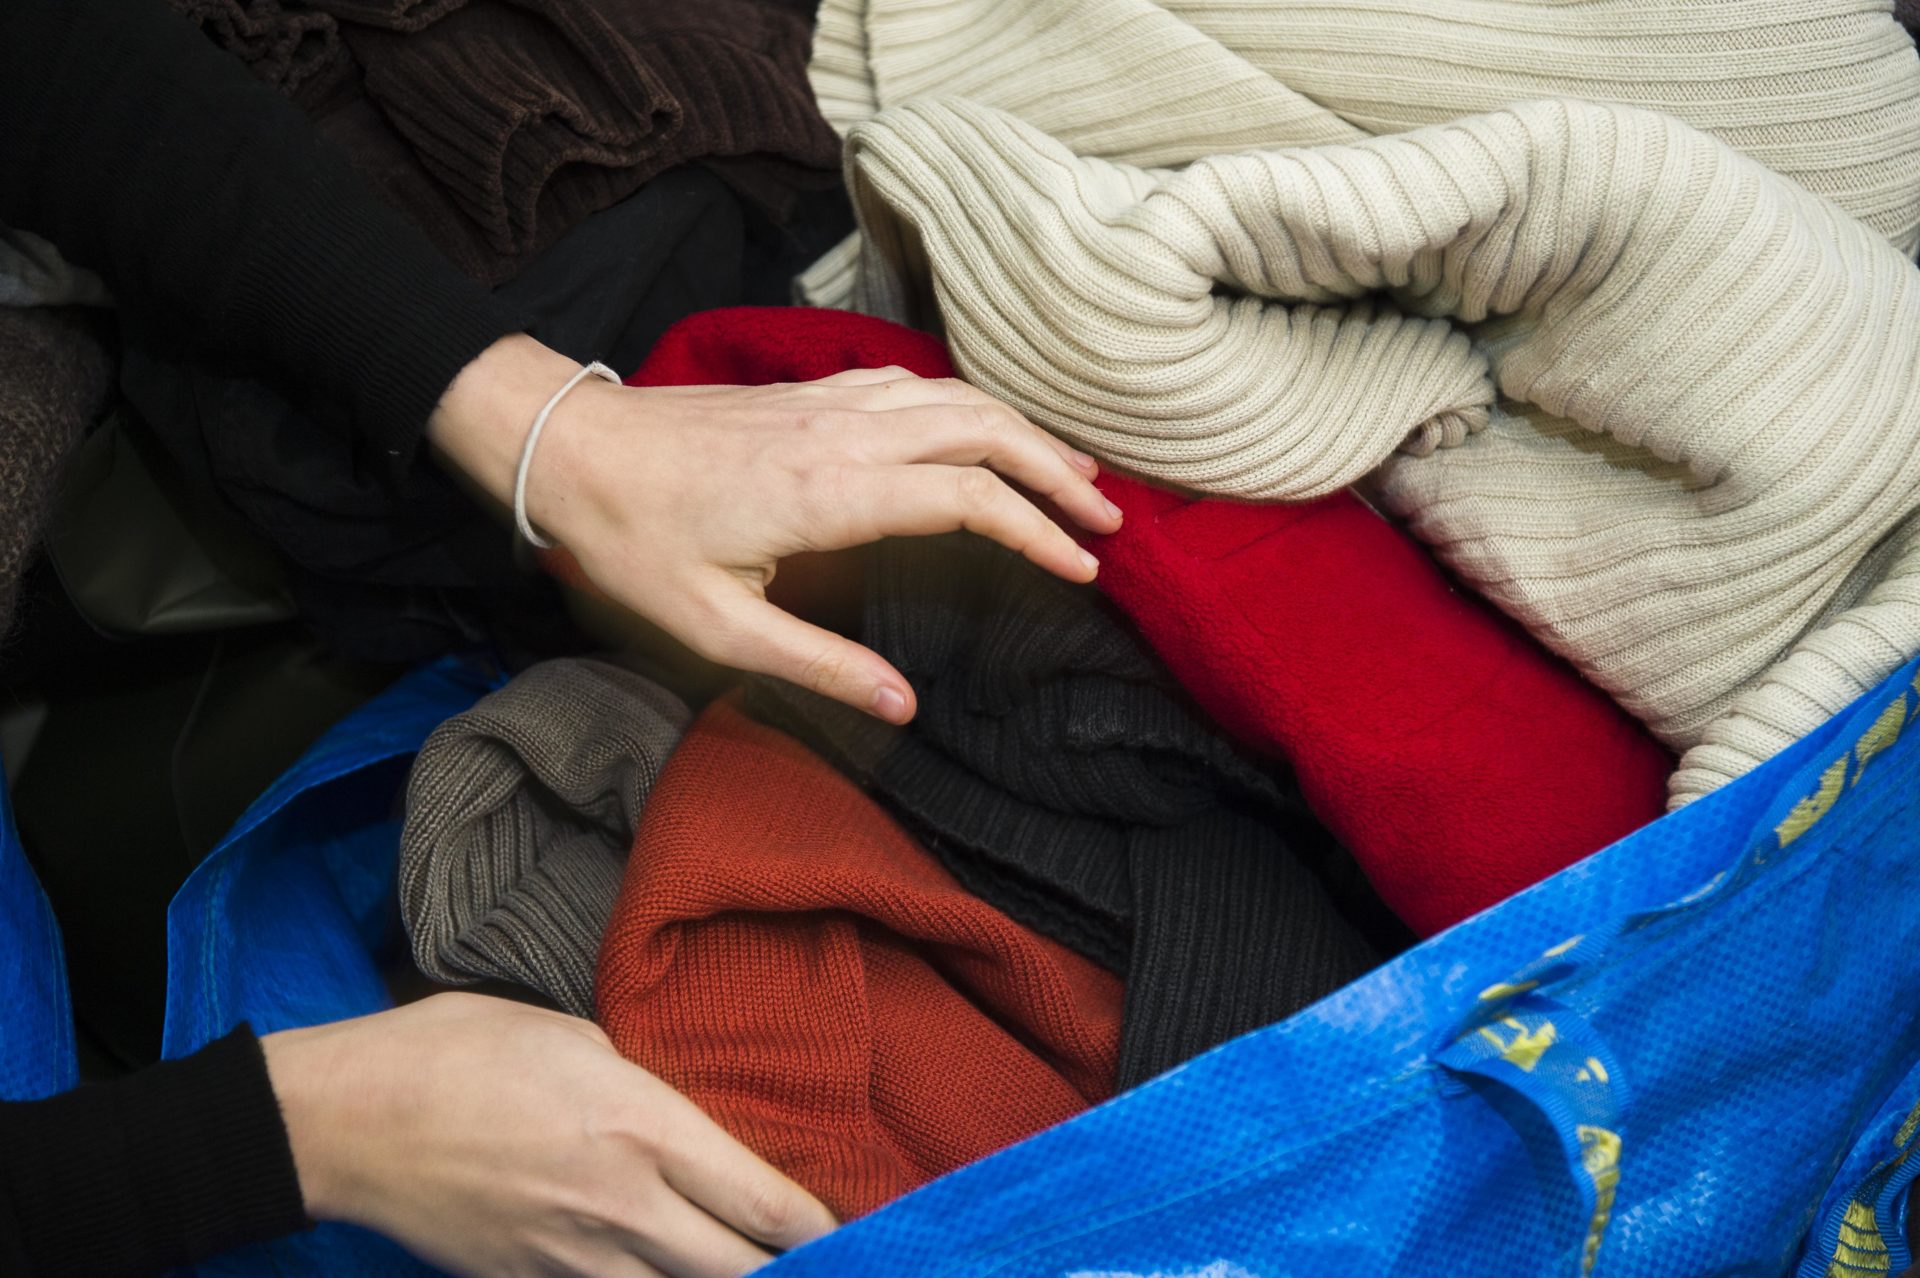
[
  {"x1": 583, "y1": 305, "x2": 1672, "y2": 933},
  {"x1": 594, "y1": 699, "x2": 1123, "y2": 1221}
]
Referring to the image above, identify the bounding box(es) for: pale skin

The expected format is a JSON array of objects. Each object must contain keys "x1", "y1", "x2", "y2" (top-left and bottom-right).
[{"x1": 258, "y1": 332, "x2": 1121, "y2": 1276}]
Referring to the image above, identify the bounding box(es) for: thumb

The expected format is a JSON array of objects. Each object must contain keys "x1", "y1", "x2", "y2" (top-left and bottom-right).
[{"x1": 705, "y1": 590, "x2": 918, "y2": 724}]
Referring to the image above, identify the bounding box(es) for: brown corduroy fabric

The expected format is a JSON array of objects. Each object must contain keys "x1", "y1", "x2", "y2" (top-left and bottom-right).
[
  {"x1": 342, "y1": 0, "x2": 840, "y2": 267},
  {"x1": 0, "y1": 308, "x2": 113, "y2": 644}
]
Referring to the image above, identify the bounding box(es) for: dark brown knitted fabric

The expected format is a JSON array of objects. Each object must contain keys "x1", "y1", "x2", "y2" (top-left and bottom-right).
[
  {"x1": 342, "y1": 0, "x2": 840, "y2": 266},
  {"x1": 0, "y1": 308, "x2": 113, "y2": 644},
  {"x1": 165, "y1": 0, "x2": 351, "y2": 106}
]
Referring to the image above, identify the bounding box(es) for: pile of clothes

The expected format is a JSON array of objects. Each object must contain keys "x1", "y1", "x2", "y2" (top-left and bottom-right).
[{"x1": 8, "y1": 0, "x2": 1920, "y2": 1234}]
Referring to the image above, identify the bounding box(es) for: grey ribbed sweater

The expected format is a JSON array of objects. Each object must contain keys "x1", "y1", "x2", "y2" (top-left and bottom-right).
[{"x1": 398, "y1": 658, "x2": 689, "y2": 1015}]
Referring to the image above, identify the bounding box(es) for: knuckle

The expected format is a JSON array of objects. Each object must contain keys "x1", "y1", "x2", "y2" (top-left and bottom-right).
[
  {"x1": 795, "y1": 408, "x2": 844, "y2": 435},
  {"x1": 799, "y1": 463, "x2": 854, "y2": 521},
  {"x1": 954, "y1": 466, "x2": 1001, "y2": 511},
  {"x1": 793, "y1": 643, "x2": 851, "y2": 694},
  {"x1": 739, "y1": 1180, "x2": 800, "y2": 1240}
]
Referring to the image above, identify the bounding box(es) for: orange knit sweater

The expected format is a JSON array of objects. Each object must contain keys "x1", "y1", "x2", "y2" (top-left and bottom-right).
[{"x1": 594, "y1": 699, "x2": 1123, "y2": 1219}]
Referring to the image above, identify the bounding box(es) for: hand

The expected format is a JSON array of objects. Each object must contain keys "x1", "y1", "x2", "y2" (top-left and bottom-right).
[
  {"x1": 427, "y1": 334, "x2": 1121, "y2": 723},
  {"x1": 261, "y1": 993, "x2": 837, "y2": 1278}
]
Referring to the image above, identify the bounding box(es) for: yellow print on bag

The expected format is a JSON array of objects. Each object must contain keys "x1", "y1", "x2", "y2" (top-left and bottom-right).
[
  {"x1": 1476, "y1": 1017, "x2": 1557, "y2": 1072},
  {"x1": 1819, "y1": 1097, "x2": 1920, "y2": 1276},
  {"x1": 1776, "y1": 688, "x2": 1913, "y2": 849},
  {"x1": 1576, "y1": 1125, "x2": 1621, "y2": 1278},
  {"x1": 1826, "y1": 1200, "x2": 1893, "y2": 1275},
  {"x1": 1851, "y1": 696, "x2": 1909, "y2": 786}
]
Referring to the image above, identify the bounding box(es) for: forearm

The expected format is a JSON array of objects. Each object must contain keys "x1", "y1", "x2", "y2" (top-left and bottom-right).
[
  {"x1": 0, "y1": 0, "x2": 516, "y2": 467},
  {"x1": 0, "y1": 1027, "x2": 309, "y2": 1277}
]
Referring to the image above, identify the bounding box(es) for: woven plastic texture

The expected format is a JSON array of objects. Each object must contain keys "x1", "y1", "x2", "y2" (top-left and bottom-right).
[{"x1": 0, "y1": 778, "x2": 76, "y2": 1101}]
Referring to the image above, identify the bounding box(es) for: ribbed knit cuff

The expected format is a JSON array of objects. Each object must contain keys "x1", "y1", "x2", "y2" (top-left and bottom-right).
[{"x1": 0, "y1": 1026, "x2": 310, "y2": 1276}]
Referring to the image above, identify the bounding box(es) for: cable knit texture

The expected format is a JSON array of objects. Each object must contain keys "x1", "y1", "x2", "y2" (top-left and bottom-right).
[
  {"x1": 400, "y1": 658, "x2": 689, "y2": 1015},
  {"x1": 595, "y1": 699, "x2": 1123, "y2": 1220},
  {"x1": 832, "y1": 96, "x2": 1920, "y2": 801},
  {"x1": 0, "y1": 308, "x2": 113, "y2": 646},
  {"x1": 810, "y1": 0, "x2": 1920, "y2": 250}
]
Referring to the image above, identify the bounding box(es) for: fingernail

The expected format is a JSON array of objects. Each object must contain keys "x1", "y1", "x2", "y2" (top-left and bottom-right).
[
  {"x1": 1102, "y1": 498, "x2": 1124, "y2": 523},
  {"x1": 1078, "y1": 548, "x2": 1100, "y2": 577},
  {"x1": 1071, "y1": 450, "x2": 1098, "y2": 474},
  {"x1": 873, "y1": 685, "x2": 909, "y2": 722}
]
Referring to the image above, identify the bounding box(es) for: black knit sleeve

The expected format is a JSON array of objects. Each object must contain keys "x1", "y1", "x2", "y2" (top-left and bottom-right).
[
  {"x1": 0, "y1": 0, "x2": 517, "y2": 469},
  {"x1": 0, "y1": 1025, "x2": 311, "y2": 1277}
]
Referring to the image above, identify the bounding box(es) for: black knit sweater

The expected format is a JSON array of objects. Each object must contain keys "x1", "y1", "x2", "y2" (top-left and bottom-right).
[
  {"x1": 753, "y1": 535, "x2": 1406, "y2": 1087},
  {"x1": 0, "y1": 1028, "x2": 309, "y2": 1275},
  {"x1": 0, "y1": 0, "x2": 517, "y2": 475}
]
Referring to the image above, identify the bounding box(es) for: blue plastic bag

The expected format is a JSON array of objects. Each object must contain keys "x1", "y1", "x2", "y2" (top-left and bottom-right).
[
  {"x1": 160, "y1": 654, "x2": 500, "y2": 1277},
  {"x1": 0, "y1": 778, "x2": 77, "y2": 1102}
]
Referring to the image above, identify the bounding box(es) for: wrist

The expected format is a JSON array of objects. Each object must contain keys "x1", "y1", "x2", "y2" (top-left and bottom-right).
[
  {"x1": 260, "y1": 1022, "x2": 363, "y2": 1225},
  {"x1": 427, "y1": 332, "x2": 584, "y2": 510}
]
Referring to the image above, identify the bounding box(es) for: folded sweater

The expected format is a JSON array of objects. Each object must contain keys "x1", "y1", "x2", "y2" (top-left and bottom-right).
[
  {"x1": 399, "y1": 658, "x2": 689, "y2": 1016},
  {"x1": 1086, "y1": 471, "x2": 1672, "y2": 936},
  {"x1": 810, "y1": 0, "x2": 1920, "y2": 252},
  {"x1": 836, "y1": 96, "x2": 1920, "y2": 800},
  {"x1": 595, "y1": 699, "x2": 1123, "y2": 1220}
]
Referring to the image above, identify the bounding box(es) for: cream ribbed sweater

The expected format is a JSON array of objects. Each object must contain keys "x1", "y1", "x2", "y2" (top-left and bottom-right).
[
  {"x1": 839, "y1": 96, "x2": 1920, "y2": 800},
  {"x1": 811, "y1": 0, "x2": 1920, "y2": 250}
]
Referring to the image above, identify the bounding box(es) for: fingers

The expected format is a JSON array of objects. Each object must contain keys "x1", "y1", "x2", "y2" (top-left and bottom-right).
[
  {"x1": 859, "y1": 465, "x2": 1100, "y2": 586},
  {"x1": 692, "y1": 587, "x2": 919, "y2": 723},
  {"x1": 866, "y1": 403, "x2": 1118, "y2": 532},
  {"x1": 808, "y1": 364, "x2": 919, "y2": 387},
  {"x1": 652, "y1": 1092, "x2": 839, "y2": 1255},
  {"x1": 804, "y1": 373, "x2": 1104, "y2": 485},
  {"x1": 622, "y1": 1194, "x2": 779, "y2": 1278}
]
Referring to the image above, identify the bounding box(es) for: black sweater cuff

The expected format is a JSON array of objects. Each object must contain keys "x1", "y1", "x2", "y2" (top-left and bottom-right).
[{"x1": 0, "y1": 1026, "x2": 311, "y2": 1277}]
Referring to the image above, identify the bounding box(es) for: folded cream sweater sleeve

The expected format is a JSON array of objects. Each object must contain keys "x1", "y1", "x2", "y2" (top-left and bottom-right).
[{"x1": 840, "y1": 96, "x2": 1920, "y2": 803}]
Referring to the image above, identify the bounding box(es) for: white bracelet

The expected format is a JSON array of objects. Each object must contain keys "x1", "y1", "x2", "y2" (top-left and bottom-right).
[{"x1": 513, "y1": 360, "x2": 620, "y2": 550}]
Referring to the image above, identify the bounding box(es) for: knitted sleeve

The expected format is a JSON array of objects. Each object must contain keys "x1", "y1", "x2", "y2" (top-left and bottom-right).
[
  {"x1": 0, "y1": 0, "x2": 517, "y2": 471},
  {"x1": 0, "y1": 1026, "x2": 310, "y2": 1276}
]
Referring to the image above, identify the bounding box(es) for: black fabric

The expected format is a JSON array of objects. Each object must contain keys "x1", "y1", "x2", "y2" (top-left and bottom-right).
[
  {"x1": 0, "y1": 0, "x2": 516, "y2": 474},
  {"x1": 0, "y1": 1026, "x2": 309, "y2": 1276},
  {"x1": 750, "y1": 535, "x2": 1404, "y2": 1087},
  {"x1": 120, "y1": 170, "x2": 747, "y2": 663}
]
